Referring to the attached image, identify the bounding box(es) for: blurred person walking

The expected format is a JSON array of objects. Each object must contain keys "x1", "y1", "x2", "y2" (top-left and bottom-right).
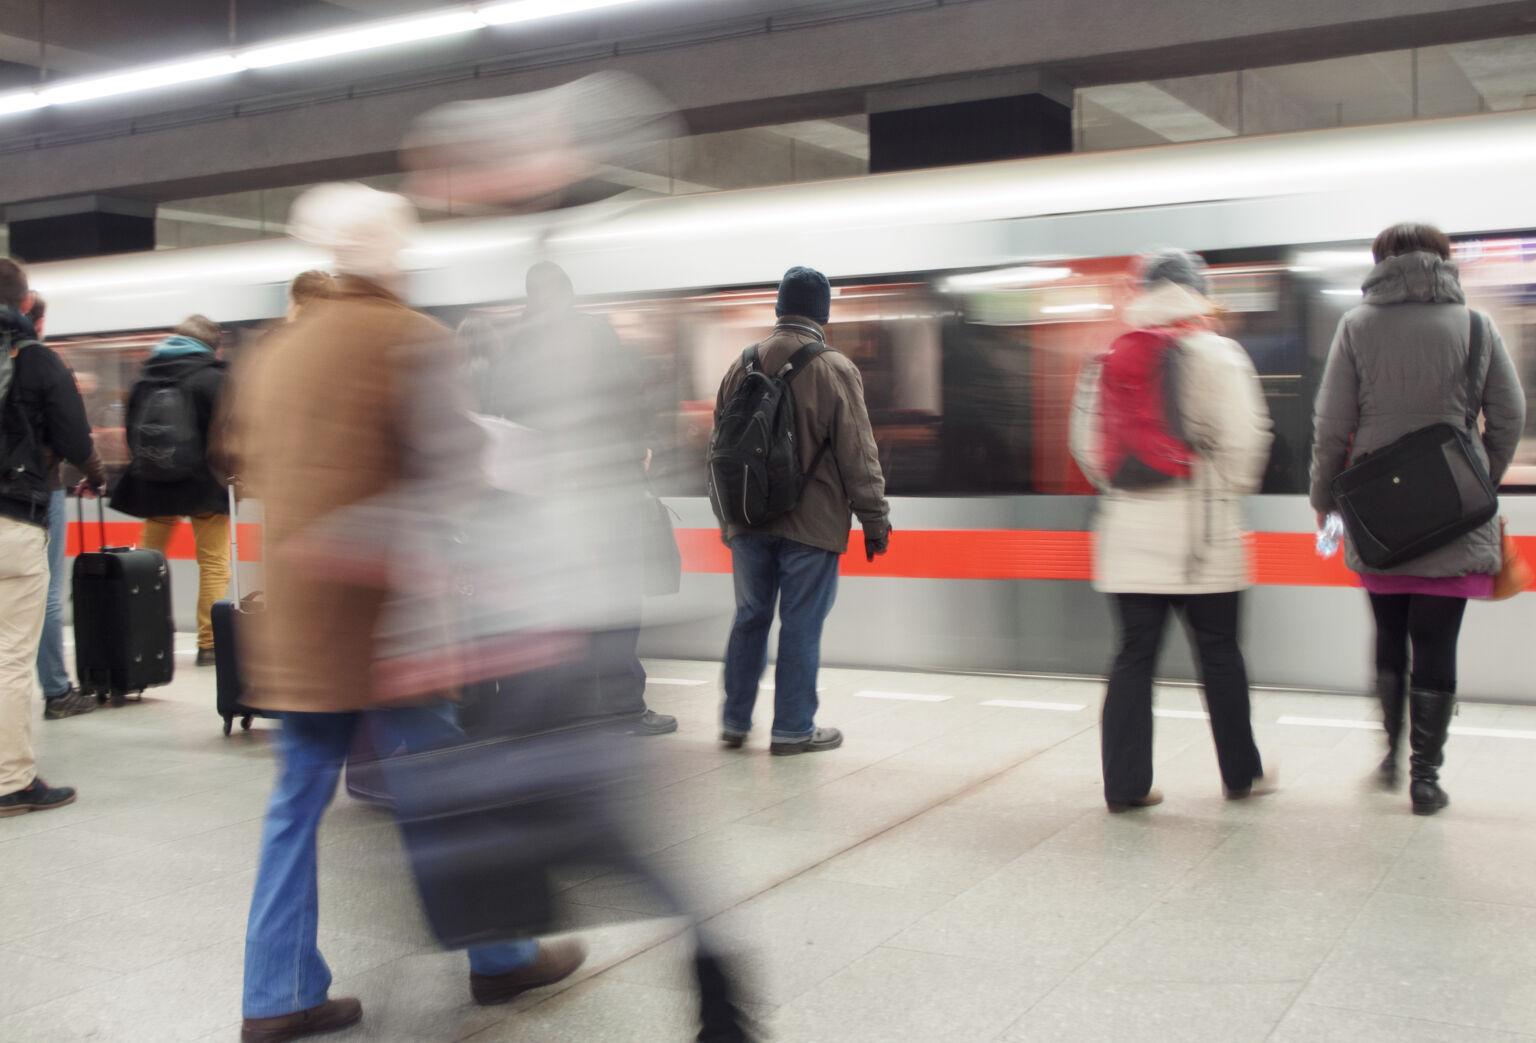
[
  {"x1": 479, "y1": 261, "x2": 678, "y2": 735},
  {"x1": 27, "y1": 294, "x2": 100, "y2": 719},
  {"x1": 227, "y1": 184, "x2": 582, "y2": 1042},
  {"x1": 1072, "y1": 249, "x2": 1274, "y2": 812},
  {"x1": 1310, "y1": 223, "x2": 1524, "y2": 815},
  {"x1": 0, "y1": 258, "x2": 106, "y2": 816},
  {"x1": 710, "y1": 266, "x2": 891, "y2": 755},
  {"x1": 110, "y1": 315, "x2": 232, "y2": 667}
]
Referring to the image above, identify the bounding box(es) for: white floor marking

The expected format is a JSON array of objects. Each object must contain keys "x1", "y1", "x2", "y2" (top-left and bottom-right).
[
  {"x1": 853, "y1": 690, "x2": 952, "y2": 703},
  {"x1": 645, "y1": 677, "x2": 709, "y2": 687},
  {"x1": 760, "y1": 684, "x2": 826, "y2": 692},
  {"x1": 1448, "y1": 725, "x2": 1536, "y2": 740},
  {"x1": 981, "y1": 699, "x2": 1086, "y2": 712},
  {"x1": 1154, "y1": 708, "x2": 1209, "y2": 720},
  {"x1": 1277, "y1": 715, "x2": 1378, "y2": 730}
]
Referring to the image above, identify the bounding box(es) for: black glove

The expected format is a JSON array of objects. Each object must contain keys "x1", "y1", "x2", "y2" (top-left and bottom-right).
[{"x1": 863, "y1": 521, "x2": 890, "y2": 563}]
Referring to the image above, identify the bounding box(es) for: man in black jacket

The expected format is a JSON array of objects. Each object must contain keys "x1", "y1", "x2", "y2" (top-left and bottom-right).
[
  {"x1": 0, "y1": 257, "x2": 106, "y2": 816},
  {"x1": 111, "y1": 315, "x2": 231, "y2": 666}
]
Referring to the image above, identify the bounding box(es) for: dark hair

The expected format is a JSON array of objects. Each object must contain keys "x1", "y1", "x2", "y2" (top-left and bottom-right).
[
  {"x1": 0, "y1": 257, "x2": 27, "y2": 311},
  {"x1": 1372, "y1": 223, "x2": 1452, "y2": 264},
  {"x1": 26, "y1": 292, "x2": 45, "y2": 326},
  {"x1": 173, "y1": 314, "x2": 223, "y2": 351},
  {"x1": 288, "y1": 269, "x2": 336, "y2": 308}
]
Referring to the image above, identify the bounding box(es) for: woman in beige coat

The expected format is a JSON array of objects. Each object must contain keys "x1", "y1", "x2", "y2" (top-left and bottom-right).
[{"x1": 1079, "y1": 249, "x2": 1274, "y2": 812}]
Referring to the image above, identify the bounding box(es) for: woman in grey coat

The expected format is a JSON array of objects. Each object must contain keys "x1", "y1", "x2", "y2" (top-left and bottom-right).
[{"x1": 1310, "y1": 222, "x2": 1525, "y2": 815}]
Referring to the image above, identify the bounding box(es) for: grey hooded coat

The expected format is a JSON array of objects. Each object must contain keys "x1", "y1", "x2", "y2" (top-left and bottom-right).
[{"x1": 1309, "y1": 252, "x2": 1526, "y2": 577}]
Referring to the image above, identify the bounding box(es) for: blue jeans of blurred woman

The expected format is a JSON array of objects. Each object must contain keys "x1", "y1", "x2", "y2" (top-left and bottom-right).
[
  {"x1": 35, "y1": 489, "x2": 71, "y2": 699},
  {"x1": 242, "y1": 705, "x2": 536, "y2": 1019}
]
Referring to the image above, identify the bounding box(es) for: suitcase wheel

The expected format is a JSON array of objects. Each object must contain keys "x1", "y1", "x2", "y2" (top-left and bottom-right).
[
  {"x1": 241, "y1": 716, "x2": 253, "y2": 732},
  {"x1": 222, "y1": 716, "x2": 233, "y2": 737}
]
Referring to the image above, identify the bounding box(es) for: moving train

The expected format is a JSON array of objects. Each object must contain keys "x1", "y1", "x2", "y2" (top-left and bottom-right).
[{"x1": 31, "y1": 108, "x2": 1536, "y2": 701}]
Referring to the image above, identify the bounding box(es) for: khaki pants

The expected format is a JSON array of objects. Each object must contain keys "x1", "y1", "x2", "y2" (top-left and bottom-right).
[
  {"x1": 0, "y1": 517, "x2": 47, "y2": 796},
  {"x1": 143, "y1": 513, "x2": 231, "y2": 650}
]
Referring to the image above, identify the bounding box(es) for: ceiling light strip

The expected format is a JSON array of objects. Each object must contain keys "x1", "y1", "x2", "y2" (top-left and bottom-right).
[{"x1": 0, "y1": 0, "x2": 668, "y2": 117}]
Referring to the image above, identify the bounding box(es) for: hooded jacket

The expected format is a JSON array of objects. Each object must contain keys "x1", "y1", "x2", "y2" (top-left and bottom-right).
[
  {"x1": 110, "y1": 336, "x2": 229, "y2": 518},
  {"x1": 1309, "y1": 252, "x2": 1525, "y2": 577},
  {"x1": 1092, "y1": 282, "x2": 1274, "y2": 594},
  {"x1": 0, "y1": 308, "x2": 104, "y2": 526}
]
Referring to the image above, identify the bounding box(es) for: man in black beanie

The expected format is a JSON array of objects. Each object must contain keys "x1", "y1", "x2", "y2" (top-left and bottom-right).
[{"x1": 711, "y1": 266, "x2": 890, "y2": 755}]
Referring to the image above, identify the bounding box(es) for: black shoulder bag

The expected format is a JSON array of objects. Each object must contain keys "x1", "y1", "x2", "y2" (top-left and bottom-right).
[{"x1": 1330, "y1": 312, "x2": 1497, "y2": 569}]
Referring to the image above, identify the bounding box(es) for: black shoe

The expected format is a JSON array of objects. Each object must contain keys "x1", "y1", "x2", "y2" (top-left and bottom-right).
[
  {"x1": 195, "y1": 647, "x2": 217, "y2": 667},
  {"x1": 1375, "y1": 752, "x2": 1400, "y2": 790},
  {"x1": 769, "y1": 727, "x2": 843, "y2": 756},
  {"x1": 621, "y1": 710, "x2": 678, "y2": 736},
  {"x1": 470, "y1": 939, "x2": 587, "y2": 1006},
  {"x1": 696, "y1": 952, "x2": 754, "y2": 1042},
  {"x1": 0, "y1": 777, "x2": 77, "y2": 817},
  {"x1": 1376, "y1": 670, "x2": 1406, "y2": 790},
  {"x1": 1106, "y1": 788, "x2": 1164, "y2": 813},
  {"x1": 1408, "y1": 688, "x2": 1455, "y2": 816},
  {"x1": 720, "y1": 731, "x2": 747, "y2": 750},
  {"x1": 43, "y1": 687, "x2": 96, "y2": 720}
]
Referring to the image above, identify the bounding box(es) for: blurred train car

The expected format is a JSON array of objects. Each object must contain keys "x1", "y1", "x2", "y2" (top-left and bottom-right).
[{"x1": 31, "y1": 109, "x2": 1536, "y2": 700}]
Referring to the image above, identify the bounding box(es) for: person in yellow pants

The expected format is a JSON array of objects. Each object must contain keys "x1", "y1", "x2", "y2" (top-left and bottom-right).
[{"x1": 141, "y1": 513, "x2": 231, "y2": 665}]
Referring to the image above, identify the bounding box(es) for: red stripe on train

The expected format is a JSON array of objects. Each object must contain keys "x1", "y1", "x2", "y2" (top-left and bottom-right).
[{"x1": 70, "y1": 523, "x2": 1534, "y2": 591}]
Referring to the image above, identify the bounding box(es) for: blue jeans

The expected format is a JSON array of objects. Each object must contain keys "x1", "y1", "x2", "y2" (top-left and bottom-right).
[
  {"x1": 721, "y1": 533, "x2": 840, "y2": 742},
  {"x1": 242, "y1": 707, "x2": 537, "y2": 1019},
  {"x1": 36, "y1": 490, "x2": 70, "y2": 698}
]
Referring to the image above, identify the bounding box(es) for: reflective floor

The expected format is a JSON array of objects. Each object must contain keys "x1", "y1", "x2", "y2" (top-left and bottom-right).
[{"x1": 3, "y1": 633, "x2": 1536, "y2": 1041}]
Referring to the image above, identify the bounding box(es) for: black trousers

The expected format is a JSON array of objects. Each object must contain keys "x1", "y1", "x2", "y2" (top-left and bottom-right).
[
  {"x1": 1367, "y1": 593, "x2": 1467, "y2": 694},
  {"x1": 1102, "y1": 592, "x2": 1263, "y2": 803}
]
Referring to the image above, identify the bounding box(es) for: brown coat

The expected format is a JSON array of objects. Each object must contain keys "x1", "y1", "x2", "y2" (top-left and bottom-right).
[
  {"x1": 714, "y1": 317, "x2": 889, "y2": 554},
  {"x1": 224, "y1": 278, "x2": 456, "y2": 713}
]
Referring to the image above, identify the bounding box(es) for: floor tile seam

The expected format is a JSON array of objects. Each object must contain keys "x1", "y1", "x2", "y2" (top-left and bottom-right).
[
  {"x1": 1264, "y1": 996, "x2": 1536, "y2": 1040},
  {"x1": 0, "y1": 943, "x2": 135, "y2": 1022}
]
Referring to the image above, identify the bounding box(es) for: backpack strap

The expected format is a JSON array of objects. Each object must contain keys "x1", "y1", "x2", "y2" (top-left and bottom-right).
[
  {"x1": 743, "y1": 343, "x2": 763, "y2": 373},
  {"x1": 780, "y1": 342, "x2": 829, "y2": 383}
]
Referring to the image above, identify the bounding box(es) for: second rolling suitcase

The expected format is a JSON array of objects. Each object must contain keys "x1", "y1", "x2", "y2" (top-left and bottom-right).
[
  {"x1": 72, "y1": 496, "x2": 175, "y2": 703},
  {"x1": 212, "y1": 486, "x2": 269, "y2": 735}
]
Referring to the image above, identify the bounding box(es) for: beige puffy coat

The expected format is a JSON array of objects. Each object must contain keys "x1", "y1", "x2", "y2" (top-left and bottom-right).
[{"x1": 1092, "y1": 283, "x2": 1273, "y2": 595}]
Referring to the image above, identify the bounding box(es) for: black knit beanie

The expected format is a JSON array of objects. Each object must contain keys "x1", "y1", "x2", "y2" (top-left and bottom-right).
[{"x1": 775, "y1": 266, "x2": 831, "y2": 325}]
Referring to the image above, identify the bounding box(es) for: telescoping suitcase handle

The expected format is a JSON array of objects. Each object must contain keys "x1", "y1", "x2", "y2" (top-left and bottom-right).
[
  {"x1": 75, "y1": 493, "x2": 120, "y2": 553},
  {"x1": 228, "y1": 482, "x2": 241, "y2": 604}
]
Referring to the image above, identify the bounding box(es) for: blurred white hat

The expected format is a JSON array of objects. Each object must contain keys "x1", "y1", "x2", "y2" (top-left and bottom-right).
[{"x1": 288, "y1": 182, "x2": 417, "y2": 281}]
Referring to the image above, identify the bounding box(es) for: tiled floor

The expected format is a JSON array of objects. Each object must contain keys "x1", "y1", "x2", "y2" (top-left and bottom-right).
[{"x1": 5, "y1": 634, "x2": 1536, "y2": 1041}]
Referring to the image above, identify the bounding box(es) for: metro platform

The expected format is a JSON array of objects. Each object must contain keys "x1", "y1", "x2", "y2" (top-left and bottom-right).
[{"x1": 3, "y1": 634, "x2": 1535, "y2": 1042}]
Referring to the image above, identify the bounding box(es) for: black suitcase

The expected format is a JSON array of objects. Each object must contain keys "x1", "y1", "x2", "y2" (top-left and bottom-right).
[
  {"x1": 72, "y1": 497, "x2": 175, "y2": 704},
  {"x1": 213, "y1": 486, "x2": 271, "y2": 735}
]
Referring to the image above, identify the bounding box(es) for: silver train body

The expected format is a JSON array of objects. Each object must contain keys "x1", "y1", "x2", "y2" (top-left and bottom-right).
[{"x1": 33, "y1": 110, "x2": 1536, "y2": 702}]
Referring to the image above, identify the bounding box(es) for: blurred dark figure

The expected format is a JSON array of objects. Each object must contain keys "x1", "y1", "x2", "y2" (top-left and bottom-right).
[
  {"x1": 28, "y1": 294, "x2": 97, "y2": 720},
  {"x1": 225, "y1": 183, "x2": 584, "y2": 1043},
  {"x1": 479, "y1": 261, "x2": 678, "y2": 735},
  {"x1": 110, "y1": 314, "x2": 232, "y2": 667},
  {"x1": 0, "y1": 258, "x2": 105, "y2": 817}
]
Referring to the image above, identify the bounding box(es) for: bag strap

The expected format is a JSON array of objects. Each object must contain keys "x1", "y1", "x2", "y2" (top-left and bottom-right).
[
  {"x1": 742, "y1": 343, "x2": 762, "y2": 374},
  {"x1": 780, "y1": 342, "x2": 829, "y2": 384},
  {"x1": 1464, "y1": 310, "x2": 1486, "y2": 433}
]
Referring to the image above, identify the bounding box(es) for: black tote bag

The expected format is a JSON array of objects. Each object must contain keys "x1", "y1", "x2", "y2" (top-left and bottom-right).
[{"x1": 1330, "y1": 312, "x2": 1497, "y2": 570}]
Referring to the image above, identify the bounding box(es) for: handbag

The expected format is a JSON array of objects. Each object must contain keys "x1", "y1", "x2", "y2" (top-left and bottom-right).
[
  {"x1": 1330, "y1": 312, "x2": 1497, "y2": 570},
  {"x1": 1490, "y1": 517, "x2": 1531, "y2": 601}
]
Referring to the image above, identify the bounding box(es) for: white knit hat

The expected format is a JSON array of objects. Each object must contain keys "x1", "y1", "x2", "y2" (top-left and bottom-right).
[{"x1": 288, "y1": 182, "x2": 416, "y2": 281}]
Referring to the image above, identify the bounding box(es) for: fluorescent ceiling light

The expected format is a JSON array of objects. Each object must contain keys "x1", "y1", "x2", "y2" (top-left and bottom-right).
[
  {"x1": 241, "y1": 11, "x2": 487, "y2": 69},
  {"x1": 0, "y1": 92, "x2": 46, "y2": 116},
  {"x1": 942, "y1": 266, "x2": 1073, "y2": 292},
  {"x1": 39, "y1": 55, "x2": 245, "y2": 105},
  {"x1": 1040, "y1": 302, "x2": 1114, "y2": 314},
  {"x1": 1322, "y1": 288, "x2": 1364, "y2": 297},
  {"x1": 1292, "y1": 250, "x2": 1374, "y2": 270},
  {"x1": 479, "y1": 0, "x2": 651, "y2": 25}
]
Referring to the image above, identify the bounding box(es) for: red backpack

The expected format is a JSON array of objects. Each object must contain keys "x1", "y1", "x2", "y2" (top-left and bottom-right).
[{"x1": 1097, "y1": 330, "x2": 1193, "y2": 489}]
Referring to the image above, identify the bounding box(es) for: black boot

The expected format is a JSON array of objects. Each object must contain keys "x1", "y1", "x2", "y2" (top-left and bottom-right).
[
  {"x1": 695, "y1": 951, "x2": 752, "y2": 1043},
  {"x1": 1376, "y1": 671, "x2": 1406, "y2": 789},
  {"x1": 1408, "y1": 688, "x2": 1455, "y2": 815}
]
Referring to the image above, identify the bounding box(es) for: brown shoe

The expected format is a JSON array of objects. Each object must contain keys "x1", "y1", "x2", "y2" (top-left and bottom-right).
[
  {"x1": 1106, "y1": 787, "x2": 1163, "y2": 813},
  {"x1": 196, "y1": 647, "x2": 217, "y2": 667},
  {"x1": 470, "y1": 938, "x2": 587, "y2": 1006},
  {"x1": 241, "y1": 998, "x2": 361, "y2": 1043}
]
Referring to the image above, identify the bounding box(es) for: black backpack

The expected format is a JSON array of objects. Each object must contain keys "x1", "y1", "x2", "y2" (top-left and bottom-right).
[
  {"x1": 130, "y1": 376, "x2": 204, "y2": 482},
  {"x1": 707, "y1": 341, "x2": 829, "y2": 528}
]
